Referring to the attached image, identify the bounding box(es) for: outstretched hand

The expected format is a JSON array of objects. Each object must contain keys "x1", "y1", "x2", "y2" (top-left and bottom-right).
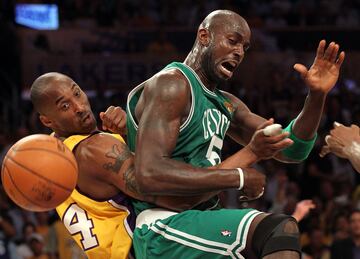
[
  {"x1": 293, "y1": 40, "x2": 345, "y2": 94},
  {"x1": 292, "y1": 199, "x2": 315, "y2": 222},
  {"x1": 100, "y1": 106, "x2": 127, "y2": 135}
]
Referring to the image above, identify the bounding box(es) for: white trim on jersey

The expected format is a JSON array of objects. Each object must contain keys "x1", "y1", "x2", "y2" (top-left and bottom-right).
[
  {"x1": 108, "y1": 200, "x2": 134, "y2": 238},
  {"x1": 166, "y1": 67, "x2": 195, "y2": 132},
  {"x1": 149, "y1": 209, "x2": 262, "y2": 259},
  {"x1": 182, "y1": 63, "x2": 218, "y2": 97},
  {"x1": 126, "y1": 65, "x2": 195, "y2": 133}
]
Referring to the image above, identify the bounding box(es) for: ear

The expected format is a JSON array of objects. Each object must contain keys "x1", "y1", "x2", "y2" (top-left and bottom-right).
[
  {"x1": 39, "y1": 114, "x2": 53, "y2": 128},
  {"x1": 198, "y1": 28, "x2": 210, "y2": 46}
]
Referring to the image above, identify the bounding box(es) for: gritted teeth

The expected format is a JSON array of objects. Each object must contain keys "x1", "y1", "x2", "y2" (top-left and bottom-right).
[{"x1": 222, "y1": 61, "x2": 237, "y2": 72}]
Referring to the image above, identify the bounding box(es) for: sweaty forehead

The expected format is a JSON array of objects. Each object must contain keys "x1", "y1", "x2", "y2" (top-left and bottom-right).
[{"x1": 210, "y1": 14, "x2": 250, "y2": 38}]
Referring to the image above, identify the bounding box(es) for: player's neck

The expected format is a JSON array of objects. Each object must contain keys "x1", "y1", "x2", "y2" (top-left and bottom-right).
[{"x1": 184, "y1": 55, "x2": 218, "y2": 92}]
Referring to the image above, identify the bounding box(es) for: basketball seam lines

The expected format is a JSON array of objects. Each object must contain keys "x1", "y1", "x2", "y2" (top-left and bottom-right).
[
  {"x1": 3, "y1": 163, "x2": 53, "y2": 208},
  {"x1": 7, "y1": 156, "x2": 74, "y2": 192},
  {"x1": 14, "y1": 147, "x2": 77, "y2": 171}
]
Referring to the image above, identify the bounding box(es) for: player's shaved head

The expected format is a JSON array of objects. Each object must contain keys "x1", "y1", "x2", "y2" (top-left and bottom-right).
[
  {"x1": 31, "y1": 72, "x2": 70, "y2": 114},
  {"x1": 199, "y1": 10, "x2": 249, "y2": 34}
]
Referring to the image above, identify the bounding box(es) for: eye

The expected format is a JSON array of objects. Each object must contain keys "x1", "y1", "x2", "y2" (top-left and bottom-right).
[
  {"x1": 228, "y1": 38, "x2": 236, "y2": 45},
  {"x1": 244, "y1": 44, "x2": 250, "y2": 52},
  {"x1": 74, "y1": 89, "x2": 81, "y2": 97},
  {"x1": 61, "y1": 103, "x2": 70, "y2": 111}
]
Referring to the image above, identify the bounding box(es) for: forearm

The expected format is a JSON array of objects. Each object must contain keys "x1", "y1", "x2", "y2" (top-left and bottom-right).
[
  {"x1": 292, "y1": 91, "x2": 326, "y2": 139},
  {"x1": 136, "y1": 157, "x2": 240, "y2": 195},
  {"x1": 213, "y1": 145, "x2": 259, "y2": 169},
  {"x1": 155, "y1": 147, "x2": 258, "y2": 210}
]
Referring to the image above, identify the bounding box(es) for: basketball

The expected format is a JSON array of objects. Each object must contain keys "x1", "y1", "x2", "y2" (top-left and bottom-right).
[{"x1": 1, "y1": 134, "x2": 78, "y2": 212}]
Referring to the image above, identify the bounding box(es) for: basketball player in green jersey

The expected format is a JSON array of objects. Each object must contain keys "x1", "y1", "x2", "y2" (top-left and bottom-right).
[
  {"x1": 126, "y1": 10, "x2": 345, "y2": 259},
  {"x1": 30, "y1": 72, "x2": 267, "y2": 258}
]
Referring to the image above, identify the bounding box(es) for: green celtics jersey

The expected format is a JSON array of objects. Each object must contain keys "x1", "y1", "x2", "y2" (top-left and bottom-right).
[{"x1": 126, "y1": 62, "x2": 234, "y2": 214}]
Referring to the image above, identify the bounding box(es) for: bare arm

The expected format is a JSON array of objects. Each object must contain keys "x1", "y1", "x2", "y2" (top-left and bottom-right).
[
  {"x1": 224, "y1": 41, "x2": 345, "y2": 163},
  {"x1": 134, "y1": 70, "x2": 264, "y2": 196},
  {"x1": 291, "y1": 40, "x2": 344, "y2": 140},
  {"x1": 74, "y1": 133, "x2": 206, "y2": 211}
]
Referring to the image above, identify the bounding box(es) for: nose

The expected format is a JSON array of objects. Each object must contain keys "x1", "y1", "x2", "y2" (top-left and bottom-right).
[
  {"x1": 73, "y1": 101, "x2": 86, "y2": 116},
  {"x1": 233, "y1": 45, "x2": 244, "y2": 60}
]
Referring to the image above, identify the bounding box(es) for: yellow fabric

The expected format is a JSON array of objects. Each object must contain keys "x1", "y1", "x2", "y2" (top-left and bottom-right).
[{"x1": 57, "y1": 133, "x2": 132, "y2": 259}]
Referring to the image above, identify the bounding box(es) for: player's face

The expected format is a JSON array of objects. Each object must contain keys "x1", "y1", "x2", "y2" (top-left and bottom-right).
[
  {"x1": 203, "y1": 21, "x2": 250, "y2": 83},
  {"x1": 44, "y1": 78, "x2": 97, "y2": 136}
]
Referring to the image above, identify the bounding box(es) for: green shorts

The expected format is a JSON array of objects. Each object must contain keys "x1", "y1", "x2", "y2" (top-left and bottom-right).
[{"x1": 133, "y1": 208, "x2": 262, "y2": 259}]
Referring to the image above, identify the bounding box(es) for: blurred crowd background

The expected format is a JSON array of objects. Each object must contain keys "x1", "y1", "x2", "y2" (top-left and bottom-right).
[{"x1": 1, "y1": 0, "x2": 360, "y2": 259}]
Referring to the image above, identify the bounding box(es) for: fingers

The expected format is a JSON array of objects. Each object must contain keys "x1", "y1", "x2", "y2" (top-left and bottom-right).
[
  {"x1": 319, "y1": 145, "x2": 330, "y2": 157},
  {"x1": 257, "y1": 118, "x2": 274, "y2": 130},
  {"x1": 336, "y1": 51, "x2": 345, "y2": 68},
  {"x1": 323, "y1": 41, "x2": 335, "y2": 61},
  {"x1": 334, "y1": 121, "x2": 343, "y2": 127},
  {"x1": 298, "y1": 199, "x2": 315, "y2": 208},
  {"x1": 238, "y1": 187, "x2": 265, "y2": 202},
  {"x1": 329, "y1": 43, "x2": 339, "y2": 63},
  {"x1": 293, "y1": 63, "x2": 308, "y2": 78},
  {"x1": 269, "y1": 137, "x2": 294, "y2": 151},
  {"x1": 317, "y1": 40, "x2": 345, "y2": 68},
  {"x1": 316, "y1": 39, "x2": 326, "y2": 58},
  {"x1": 99, "y1": 112, "x2": 107, "y2": 130},
  {"x1": 100, "y1": 106, "x2": 127, "y2": 134}
]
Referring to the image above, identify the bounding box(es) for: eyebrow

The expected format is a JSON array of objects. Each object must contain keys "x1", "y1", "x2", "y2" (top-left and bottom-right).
[
  {"x1": 55, "y1": 83, "x2": 77, "y2": 105},
  {"x1": 55, "y1": 96, "x2": 64, "y2": 105}
]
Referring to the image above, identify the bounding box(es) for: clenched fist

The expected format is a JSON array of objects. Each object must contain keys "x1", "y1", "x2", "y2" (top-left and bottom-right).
[
  {"x1": 238, "y1": 167, "x2": 266, "y2": 201},
  {"x1": 100, "y1": 106, "x2": 127, "y2": 135}
]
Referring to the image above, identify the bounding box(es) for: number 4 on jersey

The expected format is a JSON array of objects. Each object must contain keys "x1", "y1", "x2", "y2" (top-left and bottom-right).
[{"x1": 63, "y1": 203, "x2": 99, "y2": 250}]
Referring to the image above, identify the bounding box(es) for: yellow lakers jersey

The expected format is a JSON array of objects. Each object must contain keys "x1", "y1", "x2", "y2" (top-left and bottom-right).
[{"x1": 56, "y1": 132, "x2": 135, "y2": 259}]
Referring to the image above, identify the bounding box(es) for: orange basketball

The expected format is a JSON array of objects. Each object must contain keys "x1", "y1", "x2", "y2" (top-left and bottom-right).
[{"x1": 1, "y1": 134, "x2": 78, "y2": 211}]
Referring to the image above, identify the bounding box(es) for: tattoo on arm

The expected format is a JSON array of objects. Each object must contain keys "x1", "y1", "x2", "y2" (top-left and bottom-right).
[
  {"x1": 103, "y1": 144, "x2": 132, "y2": 173},
  {"x1": 123, "y1": 165, "x2": 140, "y2": 194}
]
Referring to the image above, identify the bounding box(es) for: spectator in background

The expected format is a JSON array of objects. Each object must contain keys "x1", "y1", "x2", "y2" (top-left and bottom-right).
[
  {"x1": 331, "y1": 210, "x2": 360, "y2": 259},
  {"x1": 331, "y1": 213, "x2": 350, "y2": 242},
  {"x1": 302, "y1": 228, "x2": 330, "y2": 259},
  {"x1": 27, "y1": 233, "x2": 49, "y2": 259},
  {"x1": 16, "y1": 222, "x2": 36, "y2": 259},
  {"x1": 0, "y1": 188, "x2": 17, "y2": 259}
]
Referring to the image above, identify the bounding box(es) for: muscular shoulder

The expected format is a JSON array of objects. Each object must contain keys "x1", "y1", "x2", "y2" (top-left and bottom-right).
[{"x1": 145, "y1": 68, "x2": 190, "y2": 101}]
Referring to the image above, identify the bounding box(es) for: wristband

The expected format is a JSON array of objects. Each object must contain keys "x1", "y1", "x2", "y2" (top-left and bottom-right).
[
  {"x1": 237, "y1": 168, "x2": 244, "y2": 190},
  {"x1": 282, "y1": 119, "x2": 317, "y2": 161}
]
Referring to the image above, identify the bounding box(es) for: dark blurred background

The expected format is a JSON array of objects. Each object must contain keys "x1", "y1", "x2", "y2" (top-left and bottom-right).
[{"x1": 1, "y1": 1, "x2": 360, "y2": 258}]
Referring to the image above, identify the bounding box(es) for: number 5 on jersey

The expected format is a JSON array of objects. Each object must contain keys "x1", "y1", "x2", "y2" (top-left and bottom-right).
[{"x1": 206, "y1": 135, "x2": 223, "y2": 166}]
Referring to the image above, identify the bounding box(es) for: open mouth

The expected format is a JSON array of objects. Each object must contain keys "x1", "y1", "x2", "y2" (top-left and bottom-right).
[{"x1": 220, "y1": 61, "x2": 237, "y2": 77}]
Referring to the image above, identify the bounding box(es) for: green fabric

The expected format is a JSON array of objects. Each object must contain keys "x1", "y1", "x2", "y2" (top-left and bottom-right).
[
  {"x1": 282, "y1": 119, "x2": 317, "y2": 161},
  {"x1": 126, "y1": 62, "x2": 234, "y2": 214},
  {"x1": 133, "y1": 209, "x2": 260, "y2": 259}
]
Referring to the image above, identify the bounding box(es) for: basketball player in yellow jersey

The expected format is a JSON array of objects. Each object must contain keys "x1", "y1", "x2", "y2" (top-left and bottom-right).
[{"x1": 30, "y1": 72, "x2": 267, "y2": 258}]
